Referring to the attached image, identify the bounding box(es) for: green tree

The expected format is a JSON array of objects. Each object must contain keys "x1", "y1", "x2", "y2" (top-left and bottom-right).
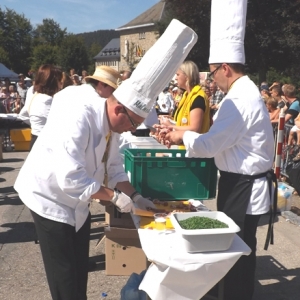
[
  {"x1": 161, "y1": 0, "x2": 300, "y2": 83},
  {"x1": 88, "y1": 42, "x2": 102, "y2": 73},
  {"x1": 31, "y1": 44, "x2": 59, "y2": 70},
  {"x1": 245, "y1": 0, "x2": 300, "y2": 83},
  {"x1": 57, "y1": 34, "x2": 89, "y2": 73},
  {"x1": 0, "y1": 8, "x2": 32, "y2": 73},
  {"x1": 0, "y1": 46, "x2": 10, "y2": 66},
  {"x1": 158, "y1": 0, "x2": 211, "y2": 71},
  {"x1": 32, "y1": 18, "x2": 67, "y2": 47}
]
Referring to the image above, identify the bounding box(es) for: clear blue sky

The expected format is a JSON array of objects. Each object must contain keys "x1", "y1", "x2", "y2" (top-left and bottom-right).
[{"x1": 1, "y1": 0, "x2": 161, "y2": 34}]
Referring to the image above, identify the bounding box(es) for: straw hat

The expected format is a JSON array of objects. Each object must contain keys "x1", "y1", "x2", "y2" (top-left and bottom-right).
[{"x1": 85, "y1": 66, "x2": 121, "y2": 89}]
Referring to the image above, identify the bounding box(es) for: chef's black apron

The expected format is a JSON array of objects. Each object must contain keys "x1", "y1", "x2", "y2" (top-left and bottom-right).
[{"x1": 217, "y1": 169, "x2": 277, "y2": 300}]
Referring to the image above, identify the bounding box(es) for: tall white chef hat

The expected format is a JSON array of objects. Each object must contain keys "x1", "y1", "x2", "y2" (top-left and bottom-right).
[
  {"x1": 113, "y1": 19, "x2": 197, "y2": 118},
  {"x1": 208, "y1": 0, "x2": 247, "y2": 64}
]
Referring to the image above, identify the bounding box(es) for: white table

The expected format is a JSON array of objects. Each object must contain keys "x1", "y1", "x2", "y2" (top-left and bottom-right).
[
  {"x1": 0, "y1": 113, "x2": 30, "y2": 122},
  {"x1": 137, "y1": 227, "x2": 251, "y2": 300}
]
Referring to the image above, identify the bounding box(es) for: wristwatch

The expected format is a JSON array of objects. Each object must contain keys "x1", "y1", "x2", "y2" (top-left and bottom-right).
[{"x1": 130, "y1": 190, "x2": 140, "y2": 201}]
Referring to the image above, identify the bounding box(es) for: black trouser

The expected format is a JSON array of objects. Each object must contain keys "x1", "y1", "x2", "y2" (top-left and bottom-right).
[
  {"x1": 217, "y1": 171, "x2": 262, "y2": 300},
  {"x1": 30, "y1": 210, "x2": 91, "y2": 300}
]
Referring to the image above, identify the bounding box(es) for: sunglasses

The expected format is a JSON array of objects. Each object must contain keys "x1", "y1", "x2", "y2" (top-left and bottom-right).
[
  {"x1": 123, "y1": 106, "x2": 142, "y2": 128},
  {"x1": 208, "y1": 65, "x2": 222, "y2": 80}
]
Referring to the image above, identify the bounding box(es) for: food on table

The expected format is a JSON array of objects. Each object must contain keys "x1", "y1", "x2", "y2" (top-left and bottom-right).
[
  {"x1": 146, "y1": 201, "x2": 197, "y2": 214},
  {"x1": 178, "y1": 216, "x2": 229, "y2": 230},
  {"x1": 146, "y1": 207, "x2": 168, "y2": 213},
  {"x1": 150, "y1": 124, "x2": 173, "y2": 146},
  {"x1": 154, "y1": 213, "x2": 167, "y2": 230},
  {"x1": 152, "y1": 199, "x2": 162, "y2": 205}
]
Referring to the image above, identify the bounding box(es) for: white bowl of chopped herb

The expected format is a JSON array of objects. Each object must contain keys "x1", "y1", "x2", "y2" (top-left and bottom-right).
[{"x1": 170, "y1": 211, "x2": 240, "y2": 252}]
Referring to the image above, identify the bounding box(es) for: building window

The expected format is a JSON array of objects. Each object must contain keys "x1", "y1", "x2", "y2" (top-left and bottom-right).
[{"x1": 139, "y1": 32, "x2": 145, "y2": 39}]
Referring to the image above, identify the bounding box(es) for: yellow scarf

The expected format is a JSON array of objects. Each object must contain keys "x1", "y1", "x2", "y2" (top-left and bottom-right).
[{"x1": 174, "y1": 85, "x2": 210, "y2": 149}]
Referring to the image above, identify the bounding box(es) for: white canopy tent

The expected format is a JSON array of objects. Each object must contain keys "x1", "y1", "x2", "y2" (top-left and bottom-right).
[{"x1": 0, "y1": 63, "x2": 19, "y2": 81}]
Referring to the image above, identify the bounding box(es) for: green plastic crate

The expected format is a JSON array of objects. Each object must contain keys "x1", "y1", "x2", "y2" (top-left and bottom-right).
[{"x1": 124, "y1": 149, "x2": 218, "y2": 201}]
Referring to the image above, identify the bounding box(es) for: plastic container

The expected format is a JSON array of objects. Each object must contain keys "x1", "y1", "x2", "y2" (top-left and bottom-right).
[
  {"x1": 129, "y1": 137, "x2": 167, "y2": 149},
  {"x1": 124, "y1": 149, "x2": 218, "y2": 201},
  {"x1": 277, "y1": 182, "x2": 293, "y2": 212},
  {"x1": 10, "y1": 128, "x2": 31, "y2": 141},
  {"x1": 170, "y1": 211, "x2": 240, "y2": 253},
  {"x1": 14, "y1": 141, "x2": 31, "y2": 151}
]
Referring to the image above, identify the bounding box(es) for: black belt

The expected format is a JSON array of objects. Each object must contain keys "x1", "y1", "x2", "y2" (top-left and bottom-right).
[{"x1": 219, "y1": 170, "x2": 277, "y2": 250}]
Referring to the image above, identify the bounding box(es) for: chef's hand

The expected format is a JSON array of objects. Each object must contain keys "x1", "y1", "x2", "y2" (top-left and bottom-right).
[
  {"x1": 110, "y1": 189, "x2": 134, "y2": 213},
  {"x1": 132, "y1": 193, "x2": 156, "y2": 210},
  {"x1": 165, "y1": 130, "x2": 185, "y2": 148}
]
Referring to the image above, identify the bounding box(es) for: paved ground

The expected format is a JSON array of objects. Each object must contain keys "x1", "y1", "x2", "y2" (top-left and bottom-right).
[{"x1": 1, "y1": 151, "x2": 300, "y2": 300}]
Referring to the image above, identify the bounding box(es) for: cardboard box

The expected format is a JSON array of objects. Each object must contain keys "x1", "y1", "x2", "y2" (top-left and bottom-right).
[
  {"x1": 105, "y1": 204, "x2": 135, "y2": 228},
  {"x1": 105, "y1": 227, "x2": 148, "y2": 276}
]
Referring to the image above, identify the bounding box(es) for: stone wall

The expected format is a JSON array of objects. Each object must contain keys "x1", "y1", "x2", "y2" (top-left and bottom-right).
[{"x1": 119, "y1": 26, "x2": 158, "y2": 72}]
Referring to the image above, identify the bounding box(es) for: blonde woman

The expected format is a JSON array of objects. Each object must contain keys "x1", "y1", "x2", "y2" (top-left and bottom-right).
[{"x1": 159, "y1": 60, "x2": 210, "y2": 148}]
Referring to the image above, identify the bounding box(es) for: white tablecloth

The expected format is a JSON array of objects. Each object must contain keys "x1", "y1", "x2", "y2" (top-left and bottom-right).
[
  {"x1": 137, "y1": 228, "x2": 251, "y2": 300},
  {"x1": 0, "y1": 113, "x2": 30, "y2": 123}
]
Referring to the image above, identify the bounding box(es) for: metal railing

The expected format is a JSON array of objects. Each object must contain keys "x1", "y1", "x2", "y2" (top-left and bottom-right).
[{"x1": 275, "y1": 111, "x2": 300, "y2": 178}]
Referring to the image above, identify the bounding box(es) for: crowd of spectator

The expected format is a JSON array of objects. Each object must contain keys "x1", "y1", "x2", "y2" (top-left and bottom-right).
[
  {"x1": 0, "y1": 68, "x2": 90, "y2": 114},
  {"x1": 2, "y1": 64, "x2": 300, "y2": 154},
  {"x1": 0, "y1": 74, "x2": 32, "y2": 114},
  {"x1": 260, "y1": 81, "x2": 300, "y2": 159}
]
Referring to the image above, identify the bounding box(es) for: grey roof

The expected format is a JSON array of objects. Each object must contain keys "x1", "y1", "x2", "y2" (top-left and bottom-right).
[
  {"x1": 116, "y1": 1, "x2": 165, "y2": 31},
  {"x1": 94, "y1": 38, "x2": 120, "y2": 61}
]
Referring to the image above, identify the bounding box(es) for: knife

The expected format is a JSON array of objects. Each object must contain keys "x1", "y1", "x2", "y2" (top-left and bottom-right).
[{"x1": 145, "y1": 125, "x2": 157, "y2": 133}]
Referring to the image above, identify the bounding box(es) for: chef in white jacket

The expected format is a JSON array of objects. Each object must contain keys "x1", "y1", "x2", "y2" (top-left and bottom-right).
[
  {"x1": 165, "y1": 2, "x2": 275, "y2": 300},
  {"x1": 14, "y1": 19, "x2": 197, "y2": 300}
]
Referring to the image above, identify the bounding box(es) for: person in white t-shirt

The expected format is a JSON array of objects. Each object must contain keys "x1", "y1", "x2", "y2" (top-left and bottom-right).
[
  {"x1": 157, "y1": 86, "x2": 173, "y2": 115},
  {"x1": 19, "y1": 64, "x2": 63, "y2": 150}
]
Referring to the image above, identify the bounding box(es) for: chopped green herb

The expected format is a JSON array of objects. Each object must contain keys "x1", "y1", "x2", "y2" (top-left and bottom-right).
[{"x1": 178, "y1": 216, "x2": 229, "y2": 230}]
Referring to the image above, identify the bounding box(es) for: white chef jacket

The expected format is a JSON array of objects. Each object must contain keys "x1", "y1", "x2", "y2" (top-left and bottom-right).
[
  {"x1": 19, "y1": 92, "x2": 52, "y2": 135},
  {"x1": 14, "y1": 84, "x2": 128, "y2": 231},
  {"x1": 183, "y1": 76, "x2": 274, "y2": 215}
]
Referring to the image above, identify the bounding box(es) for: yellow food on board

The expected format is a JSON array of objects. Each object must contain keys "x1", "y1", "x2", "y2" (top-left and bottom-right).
[
  {"x1": 139, "y1": 200, "x2": 195, "y2": 229},
  {"x1": 140, "y1": 218, "x2": 174, "y2": 230}
]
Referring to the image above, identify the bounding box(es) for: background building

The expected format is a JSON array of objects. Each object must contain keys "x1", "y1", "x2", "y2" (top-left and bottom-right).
[
  {"x1": 115, "y1": 1, "x2": 165, "y2": 71},
  {"x1": 93, "y1": 38, "x2": 120, "y2": 71}
]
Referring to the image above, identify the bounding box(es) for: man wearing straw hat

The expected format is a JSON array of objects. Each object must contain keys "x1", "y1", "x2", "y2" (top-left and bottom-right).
[
  {"x1": 166, "y1": 1, "x2": 275, "y2": 299},
  {"x1": 84, "y1": 65, "x2": 120, "y2": 97},
  {"x1": 14, "y1": 19, "x2": 197, "y2": 300}
]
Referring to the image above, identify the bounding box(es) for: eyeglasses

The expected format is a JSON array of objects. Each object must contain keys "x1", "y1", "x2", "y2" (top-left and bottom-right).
[
  {"x1": 208, "y1": 65, "x2": 222, "y2": 80},
  {"x1": 123, "y1": 106, "x2": 142, "y2": 128}
]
